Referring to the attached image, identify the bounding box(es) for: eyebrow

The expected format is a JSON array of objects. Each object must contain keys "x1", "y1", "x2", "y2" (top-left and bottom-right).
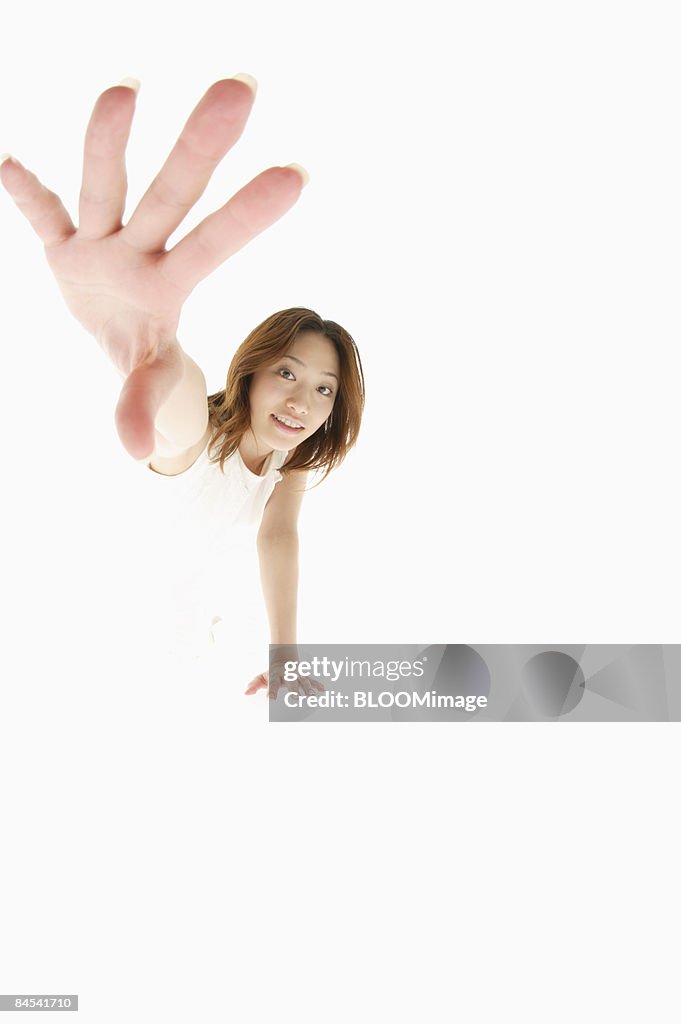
[{"x1": 282, "y1": 354, "x2": 339, "y2": 382}]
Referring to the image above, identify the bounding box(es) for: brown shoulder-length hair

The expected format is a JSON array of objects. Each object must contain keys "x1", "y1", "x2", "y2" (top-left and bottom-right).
[{"x1": 206, "y1": 308, "x2": 364, "y2": 484}]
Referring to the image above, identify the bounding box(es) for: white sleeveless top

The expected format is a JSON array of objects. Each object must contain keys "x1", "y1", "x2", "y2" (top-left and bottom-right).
[
  {"x1": 141, "y1": 439, "x2": 288, "y2": 530},
  {"x1": 123, "y1": 438, "x2": 289, "y2": 661}
]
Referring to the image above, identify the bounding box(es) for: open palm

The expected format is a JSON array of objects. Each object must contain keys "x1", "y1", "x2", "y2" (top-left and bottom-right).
[{"x1": 0, "y1": 76, "x2": 306, "y2": 459}]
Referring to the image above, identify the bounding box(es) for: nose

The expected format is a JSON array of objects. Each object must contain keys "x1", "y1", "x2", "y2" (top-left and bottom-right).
[{"x1": 287, "y1": 388, "x2": 309, "y2": 416}]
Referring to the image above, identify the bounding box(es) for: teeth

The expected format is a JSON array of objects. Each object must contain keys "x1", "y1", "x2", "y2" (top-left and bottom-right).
[{"x1": 274, "y1": 415, "x2": 302, "y2": 429}]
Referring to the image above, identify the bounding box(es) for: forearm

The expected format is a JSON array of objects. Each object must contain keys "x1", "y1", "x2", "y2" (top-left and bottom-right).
[
  {"x1": 256, "y1": 531, "x2": 299, "y2": 645},
  {"x1": 153, "y1": 346, "x2": 209, "y2": 451}
]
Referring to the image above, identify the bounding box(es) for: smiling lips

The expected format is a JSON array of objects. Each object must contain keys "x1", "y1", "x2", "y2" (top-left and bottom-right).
[{"x1": 271, "y1": 413, "x2": 304, "y2": 433}]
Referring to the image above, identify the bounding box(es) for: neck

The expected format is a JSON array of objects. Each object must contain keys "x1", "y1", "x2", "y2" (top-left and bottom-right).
[{"x1": 238, "y1": 430, "x2": 274, "y2": 476}]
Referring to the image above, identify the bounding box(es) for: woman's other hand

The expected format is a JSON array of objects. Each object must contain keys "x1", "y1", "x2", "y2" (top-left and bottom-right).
[
  {"x1": 244, "y1": 666, "x2": 326, "y2": 701},
  {"x1": 0, "y1": 77, "x2": 307, "y2": 459}
]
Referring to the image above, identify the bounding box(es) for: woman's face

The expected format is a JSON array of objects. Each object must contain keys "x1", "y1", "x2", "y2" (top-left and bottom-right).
[{"x1": 248, "y1": 331, "x2": 340, "y2": 450}]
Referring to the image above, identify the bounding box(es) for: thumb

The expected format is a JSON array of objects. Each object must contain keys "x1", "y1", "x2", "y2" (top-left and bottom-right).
[
  {"x1": 245, "y1": 672, "x2": 268, "y2": 695},
  {"x1": 114, "y1": 347, "x2": 184, "y2": 460}
]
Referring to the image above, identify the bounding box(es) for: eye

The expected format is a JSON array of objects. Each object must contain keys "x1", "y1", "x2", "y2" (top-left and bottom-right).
[
  {"x1": 278, "y1": 368, "x2": 295, "y2": 380},
  {"x1": 319, "y1": 385, "x2": 334, "y2": 396}
]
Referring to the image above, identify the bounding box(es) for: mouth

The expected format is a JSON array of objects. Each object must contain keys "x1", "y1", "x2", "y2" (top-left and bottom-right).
[{"x1": 271, "y1": 413, "x2": 305, "y2": 435}]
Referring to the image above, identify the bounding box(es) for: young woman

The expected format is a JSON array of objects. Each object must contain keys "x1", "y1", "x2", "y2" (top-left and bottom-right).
[{"x1": 0, "y1": 75, "x2": 364, "y2": 699}]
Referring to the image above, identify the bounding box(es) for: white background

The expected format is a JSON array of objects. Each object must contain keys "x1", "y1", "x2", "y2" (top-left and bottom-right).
[{"x1": 1, "y1": 1, "x2": 679, "y2": 1021}]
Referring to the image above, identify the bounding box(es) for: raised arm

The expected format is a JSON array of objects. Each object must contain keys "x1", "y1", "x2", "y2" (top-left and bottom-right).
[{"x1": 1, "y1": 76, "x2": 308, "y2": 460}]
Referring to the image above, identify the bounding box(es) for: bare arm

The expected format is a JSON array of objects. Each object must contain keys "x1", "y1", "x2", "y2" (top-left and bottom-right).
[
  {"x1": 245, "y1": 468, "x2": 307, "y2": 697},
  {"x1": 256, "y1": 468, "x2": 308, "y2": 644},
  {"x1": 257, "y1": 531, "x2": 300, "y2": 645},
  {"x1": 247, "y1": 469, "x2": 326, "y2": 700}
]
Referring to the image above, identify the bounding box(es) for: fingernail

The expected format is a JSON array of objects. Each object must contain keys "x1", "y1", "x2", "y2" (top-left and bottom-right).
[
  {"x1": 0, "y1": 153, "x2": 14, "y2": 167},
  {"x1": 232, "y1": 73, "x2": 258, "y2": 95},
  {"x1": 285, "y1": 163, "x2": 310, "y2": 187},
  {"x1": 118, "y1": 77, "x2": 141, "y2": 94}
]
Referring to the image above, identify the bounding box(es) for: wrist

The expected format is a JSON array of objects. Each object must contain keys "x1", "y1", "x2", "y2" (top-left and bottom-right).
[{"x1": 270, "y1": 642, "x2": 299, "y2": 666}]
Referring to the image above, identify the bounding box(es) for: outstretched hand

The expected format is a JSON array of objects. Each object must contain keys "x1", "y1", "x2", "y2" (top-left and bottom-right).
[{"x1": 0, "y1": 76, "x2": 307, "y2": 459}]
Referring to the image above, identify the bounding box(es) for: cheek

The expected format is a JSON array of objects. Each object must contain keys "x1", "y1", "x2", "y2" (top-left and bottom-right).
[
  {"x1": 251, "y1": 378, "x2": 282, "y2": 413},
  {"x1": 311, "y1": 404, "x2": 333, "y2": 431}
]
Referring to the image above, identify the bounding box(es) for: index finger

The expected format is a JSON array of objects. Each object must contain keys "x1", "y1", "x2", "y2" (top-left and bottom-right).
[{"x1": 162, "y1": 164, "x2": 307, "y2": 296}]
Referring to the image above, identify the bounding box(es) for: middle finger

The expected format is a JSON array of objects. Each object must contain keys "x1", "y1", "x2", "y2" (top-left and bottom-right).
[{"x1": 124, "y1": 76, "x2": 256, "y2": 253}]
